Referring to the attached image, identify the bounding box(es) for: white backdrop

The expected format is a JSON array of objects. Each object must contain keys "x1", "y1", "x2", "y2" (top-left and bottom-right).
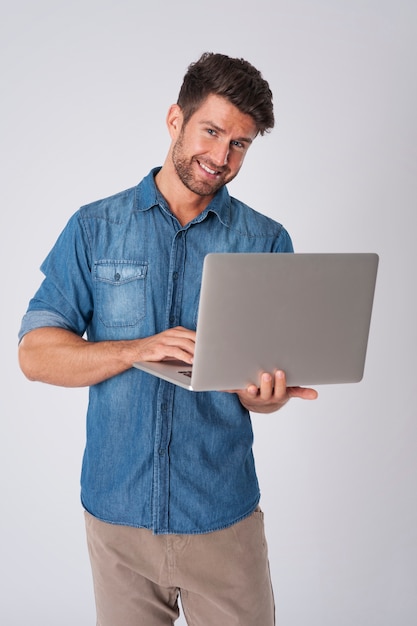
[{"x1": 1, "y1": 1, "x2": 416, "y2": 624}]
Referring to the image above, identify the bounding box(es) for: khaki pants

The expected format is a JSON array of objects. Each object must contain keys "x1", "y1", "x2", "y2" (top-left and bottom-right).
[{"x1": 85, "y1": 508, "x2": 275, "y2": 626}]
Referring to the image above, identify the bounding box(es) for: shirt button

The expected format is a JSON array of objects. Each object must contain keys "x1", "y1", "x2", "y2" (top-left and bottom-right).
[
  {"x1": 173, "y1": 271, "x2": 178, "y2": 280},
  {"x1": 114, "y1": 272, "x2": 121, "y2": 281},
  {"x1": 159, "y1": 449, "x2": 165, "y2": 456}
]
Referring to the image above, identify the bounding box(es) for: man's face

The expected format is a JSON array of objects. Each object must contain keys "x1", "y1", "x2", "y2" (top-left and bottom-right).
[{"x1": 171, "y1": 94, "x2": 258, "y2": 197}]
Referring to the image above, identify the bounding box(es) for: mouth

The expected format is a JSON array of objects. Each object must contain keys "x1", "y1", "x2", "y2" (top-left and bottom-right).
[{"x1": 197, "y1": 160, "x2": 223, "y2": 177}]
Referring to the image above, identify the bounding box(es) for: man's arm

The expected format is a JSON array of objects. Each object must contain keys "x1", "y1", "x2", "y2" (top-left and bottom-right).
[{"x1": 18, "y1": 326, "x2": 196, "y2": 388}]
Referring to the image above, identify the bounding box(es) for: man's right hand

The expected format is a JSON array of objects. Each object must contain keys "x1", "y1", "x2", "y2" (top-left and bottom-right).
[{"x1": 133, "y1": 326, "x2": 196, "y2": 364}]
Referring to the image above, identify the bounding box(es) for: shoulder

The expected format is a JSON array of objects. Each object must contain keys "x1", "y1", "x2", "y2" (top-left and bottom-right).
[
  {"x1": 223, "y1": 195, "x2": 293, "y2": 251},
  {"x1": 231, "y1": 197, "x2": 283, "y2": 232},
  {"x1": 77, "y1": 186, "x2": 137, "y2": 223},
  {"x1": 76, "y1": 170, "x2": 158, "y2": 224}
]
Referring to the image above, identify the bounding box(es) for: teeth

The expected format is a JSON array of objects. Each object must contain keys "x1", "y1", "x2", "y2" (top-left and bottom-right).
[{"x1": 200, "y1": 162, "x2": 218, "y2": 175}]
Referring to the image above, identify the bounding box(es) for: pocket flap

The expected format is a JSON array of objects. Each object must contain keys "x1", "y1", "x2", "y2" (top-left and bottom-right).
[{"x1": 94, "y1": 261, "x2": 148, "y2": 285}]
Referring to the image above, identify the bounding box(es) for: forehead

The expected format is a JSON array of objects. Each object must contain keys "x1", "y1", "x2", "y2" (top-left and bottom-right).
[{"x1": 190, "y1": 94, "x2": 258, "y2": 139}]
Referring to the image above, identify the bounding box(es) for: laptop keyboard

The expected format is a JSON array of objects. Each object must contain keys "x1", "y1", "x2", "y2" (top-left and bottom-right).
[{"x1": 178, "y1": 370, "x2": 192, "y2": 378}]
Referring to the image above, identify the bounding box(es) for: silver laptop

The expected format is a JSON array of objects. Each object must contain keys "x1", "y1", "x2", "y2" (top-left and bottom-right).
[{"x1": 133, "y1": 252, "x2": 379, "y2": 391}]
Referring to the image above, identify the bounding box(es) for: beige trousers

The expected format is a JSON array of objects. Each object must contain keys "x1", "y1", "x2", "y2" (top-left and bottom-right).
[{"x1": 85, "y1": 508, "x2": 275, "y2": 626}]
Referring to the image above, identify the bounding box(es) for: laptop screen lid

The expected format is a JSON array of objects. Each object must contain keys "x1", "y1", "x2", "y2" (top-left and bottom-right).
[{"x1": 133, "y1": 252, "x2": 379, "y2": 391}]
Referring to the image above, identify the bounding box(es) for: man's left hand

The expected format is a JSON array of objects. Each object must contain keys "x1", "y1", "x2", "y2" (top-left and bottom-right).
[{"x1": 232, "y1": 370, "x2": 318, "y2": 414}]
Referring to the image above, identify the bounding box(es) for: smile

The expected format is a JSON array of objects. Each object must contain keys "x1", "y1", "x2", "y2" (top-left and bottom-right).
[{"x1": 198, "y1": 161, "x2": 220, "y2": 176}]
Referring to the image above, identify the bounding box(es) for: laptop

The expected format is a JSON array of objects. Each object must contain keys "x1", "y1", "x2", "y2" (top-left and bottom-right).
[{"x1": 133, "y1": 252, "x2": 379, "y2": 391}]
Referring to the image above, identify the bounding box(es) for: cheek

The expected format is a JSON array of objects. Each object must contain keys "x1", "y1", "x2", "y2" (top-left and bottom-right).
[
  {"x1": 195, "y1": 137, "x2": 214, "y2": 155},
  {"x1": 229, "y1": 152, "x2": 247, "y2": 172}
]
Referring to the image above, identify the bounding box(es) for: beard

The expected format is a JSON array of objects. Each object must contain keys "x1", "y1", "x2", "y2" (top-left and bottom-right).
[{"x1": 172, "y1": 132, "x2": 235, "y2": 197}]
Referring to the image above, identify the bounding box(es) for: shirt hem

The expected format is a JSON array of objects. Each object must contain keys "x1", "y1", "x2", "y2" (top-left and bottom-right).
[{"x1": 82, "y1": 495, "x2": 261, "y2": 536}]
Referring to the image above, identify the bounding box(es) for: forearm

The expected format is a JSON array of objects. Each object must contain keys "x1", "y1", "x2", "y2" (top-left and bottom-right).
[
  {"x1": 18, "y1": 325, "x2": 196, "y2": 388},
  {"x1": 18, "y1": 327, "x2": 138, "y2": 387}
]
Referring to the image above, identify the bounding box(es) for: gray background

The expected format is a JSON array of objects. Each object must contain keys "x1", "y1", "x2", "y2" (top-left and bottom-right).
[{"x1": 1, "y1": 1, "x2": 416, "y2": 624}]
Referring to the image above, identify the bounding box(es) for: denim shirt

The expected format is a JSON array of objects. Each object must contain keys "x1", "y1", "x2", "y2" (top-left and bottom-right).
[{"x1": 19, "y1": 168, "x2": 293, "y2": 534}]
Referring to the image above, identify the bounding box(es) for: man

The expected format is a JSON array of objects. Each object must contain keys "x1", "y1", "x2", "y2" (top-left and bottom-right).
[{"x1": 18, "y1": 52, "x2": 317, "y2": 625}]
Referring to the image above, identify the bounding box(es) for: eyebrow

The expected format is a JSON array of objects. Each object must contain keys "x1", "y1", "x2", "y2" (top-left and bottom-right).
[{"x1": 200, "y1": 120, "x2": 254, "y2": 145}]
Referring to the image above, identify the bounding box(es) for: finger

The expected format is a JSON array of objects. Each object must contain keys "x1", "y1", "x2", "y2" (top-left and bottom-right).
[
  {"x1": 246, "y1": 384, "x2": 259, "y2": 397},
  {"x1": 162, "y1": 339, "x2": 196, "y2": 362},
  {"x1": 137, "y1": 332, "x2": 196, "y2": 363},
  {"x1": 169, "y1": 326, "x2": 197, "y2": 339},
  {"x1": 160, "y1": 347, "x2": 195, "y2": 364},
  {"x1": 259, "y1": 372, "x2": 274, "y2": 400},
  {"x1": 272, "y1": 370, "x2": 288, "y2": 400},
  {"x1": 288, "y1": 386, "x2": 319, "y2": 400}
]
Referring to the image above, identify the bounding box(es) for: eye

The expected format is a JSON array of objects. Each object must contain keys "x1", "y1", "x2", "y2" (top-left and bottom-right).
[
  {"x1": 230, "y1": 140, "x2": 244, "y2": 149},
  {"x1": 207, "y1": 128, "x2": 216, "y2": 136}
]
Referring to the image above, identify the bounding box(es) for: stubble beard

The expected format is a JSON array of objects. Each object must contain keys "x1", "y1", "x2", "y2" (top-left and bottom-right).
[{"x1": 172, "y1": 133, "x2": 233, "y2": 197}]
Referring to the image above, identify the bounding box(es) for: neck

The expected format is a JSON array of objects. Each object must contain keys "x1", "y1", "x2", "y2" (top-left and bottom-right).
[{"x1": 154, "y1": 160, "x2": 214, "y2": 226}]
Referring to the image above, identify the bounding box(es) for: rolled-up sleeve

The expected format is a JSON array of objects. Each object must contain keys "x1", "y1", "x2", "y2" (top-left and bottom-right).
[
  {"x1": 18, "y1": 310, "x2": 78, "y2": 343},
  {"x1": 18, "y1": 211, "x2": 93, "y2": 342}
]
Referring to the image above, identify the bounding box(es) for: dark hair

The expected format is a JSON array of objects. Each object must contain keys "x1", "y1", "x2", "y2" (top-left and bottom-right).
[{"x1": 177, "y1": 52, "x2": 274, "y2": 135}]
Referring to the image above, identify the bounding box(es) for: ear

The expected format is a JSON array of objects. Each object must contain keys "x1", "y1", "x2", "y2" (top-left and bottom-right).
[{"x1": 166, "y1": 104, "x2": 183, "y2": 139}]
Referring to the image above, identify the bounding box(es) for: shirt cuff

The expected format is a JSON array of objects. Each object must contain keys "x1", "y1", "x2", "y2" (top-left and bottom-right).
[{"x1": 18, "y1": 310, "x2": 76, "y2": 343}]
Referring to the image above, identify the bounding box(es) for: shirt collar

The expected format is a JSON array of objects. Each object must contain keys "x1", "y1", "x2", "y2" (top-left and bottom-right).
[{"x1": 134, "y1": 167, "x2": 233, "y2": 228}]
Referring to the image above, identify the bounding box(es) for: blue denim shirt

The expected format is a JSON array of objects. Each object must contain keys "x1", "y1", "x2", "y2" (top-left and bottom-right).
[{"x1": 19, "y1": 168, "x2": 293, "y2": 534}]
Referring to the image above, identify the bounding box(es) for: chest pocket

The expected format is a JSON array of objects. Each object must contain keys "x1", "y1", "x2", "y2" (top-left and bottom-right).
[{"x1": 94, "y1": 260, "x2": 148, "y2": 327}]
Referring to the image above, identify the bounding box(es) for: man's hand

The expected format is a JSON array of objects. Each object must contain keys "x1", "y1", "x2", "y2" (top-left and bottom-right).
[
  {"x1": 135, "y1": 326, "x2": 196, "y2": 364},
  {"x1": 232, "y1": 370, "x2": 318, "y2": 414},
  {"x1": 19, "y1": 326, "x2": 196, "y2": 388}
]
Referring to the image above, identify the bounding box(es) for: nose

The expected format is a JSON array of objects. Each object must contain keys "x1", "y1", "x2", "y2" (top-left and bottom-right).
[{"x1": 210, "y1": 142, "x2": 229, "y2": 168}]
